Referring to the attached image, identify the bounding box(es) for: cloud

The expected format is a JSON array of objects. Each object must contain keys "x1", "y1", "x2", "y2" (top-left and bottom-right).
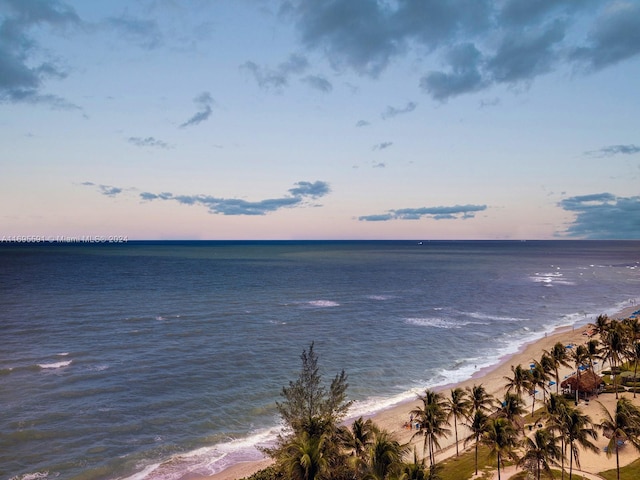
[
  {"x1": 180, "y1": 92, "x2": 214, "y2": 128},
  {"x1": 372, "y1": 142, "x2": 393, "y2": 151},
  {"x1": 381, "y1": 101, "x2": 417, "y2": 119},
  {"x1": 241, "y1": 53, "x2": 309, "y2": 91},
  {"x1": 128, "y1": 136, "x2": 171, "y2": 149},
  {"x1": 585, "y1": 144, "x2": 640, "y2": 157},
  {"x1": 355, "y1": 120, "x2": 370, "y2": 127},
  {"x1": 571, "y1": 2, "x2": 640, "y2": 71},
  {"x1": 81, "y1": 182, "x2": 122, "y2": 197},
  {"x1": 282, "y1": 0, "x2": 640, "y2": 101},
  {"x1": 359, "y1": 204, "x2": 487, "y2": 222},
  {"x1": 420, "y1": 43, "x2": 485, "y2": 101},
  {"x1": 558, "y1": 193, "x2": 640, "y2": 239},
  {"x1": 0, "y1": 0, "x2": 80, "y2": 105},
  {"x1": 105, "y1": 15, "x2": 163, "y2": 50},
  {"x1": 302, "y1": 74, "x2": 333, "y2": 92},
  {"x1": 139, "y1": 180, "x2": 330, "y2": 216}
]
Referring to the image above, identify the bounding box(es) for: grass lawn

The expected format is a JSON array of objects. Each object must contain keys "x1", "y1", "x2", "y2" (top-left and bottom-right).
[{"x1": 599, "y1": 457, "x2": 640, "y2": 480}]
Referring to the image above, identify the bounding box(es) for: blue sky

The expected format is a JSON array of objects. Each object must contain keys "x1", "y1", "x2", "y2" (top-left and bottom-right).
[{"x1": 1, "y1": 0, "x2": 639, "y2": 240}]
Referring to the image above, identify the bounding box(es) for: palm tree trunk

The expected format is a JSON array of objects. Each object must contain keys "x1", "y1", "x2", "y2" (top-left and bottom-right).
[
  {"x1": 616, "y1": 444, "x2": 620, "y2": 480},
  {"x1": 454, "y1": 417, "x2": 459, "y2": 456},
  {"x1": 474, "y1": 440, "x2": 479, "y2": 475},
  {"x1": 569, "y1": 444, "x2": 573, "y2": 480},
  {"x1": 497, "y1": 453, "x2": 501, "y2": 480}
]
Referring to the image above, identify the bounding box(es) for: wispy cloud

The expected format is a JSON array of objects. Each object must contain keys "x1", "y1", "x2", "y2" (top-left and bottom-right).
[
  {"x1": 127, "y1": 136, "x2": 172, "y2": 149},
  {"x1": 180, "y1": 92, "x2": 215, "y2": 128},
  {"x1": 585, "y1": 144, "x2": 640, "y2": 157},
  {"x1": 241, "y1": 53, "x2": 309, "y2": 91},
  {"x1": 81, "y1": 182, "x2": 123, "y2": 197},
  {"x1": 359, "y1": 204, "x2": 487, "y2": 222},
  {"x1": 372, "y1": 142, "x2": 393, "y2": 151},
  {"x1": 381, "y1": 101, "x2": 417, "y2": 119},
  {"x1": 140, "y1": 180, "x2": 330, "y2": 216},
  {"x1": 355, "y1": 120, "x2": 370, "y2": 127},
  {"x1": 558, "y1": 193, "x2": 640, "y2": 239},
  {"x1": 302, "y1": 74, "x2": 333, "y2": 92},
  {"x1": 105, "y1": 15, "x2": 163, "y2": 50}
]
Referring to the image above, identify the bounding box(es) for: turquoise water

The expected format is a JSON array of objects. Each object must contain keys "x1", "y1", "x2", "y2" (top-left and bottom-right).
[{"x1": 1, "y1": 240, "x2": 638, "y2": 479}]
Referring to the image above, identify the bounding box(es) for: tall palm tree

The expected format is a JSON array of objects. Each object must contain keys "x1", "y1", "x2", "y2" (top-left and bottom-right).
[
  {"x1": 569, "y1": 344, "x2": 589, "y2": 404},
  {"x1": 561, "y1": 407, "x2": 599, "y2": 480},
  {"x1": 281, "y1": 431, "x2": 329, "y2": 480},
  {"x1": 446, "y1": 387, "x2": 471, "y2": 456},
  {"x1": 592, "y1": 314, "x2": 610, "y2": 338},
  {"x1": 463, "y1": 410, "x2": 489, "y2": 476},
  {"x1": 598, "y1": 397, "x2": 640, "y2": 480},
  {"x1": 504, "y1": 364, "x2": 532, "y2": 399},
  {"x1": 482, "y1": 417, "x2": 519, "y2": 480},
  {"x1": 518, "y1": 428, "x2": 562, "y2": 480},
  {"x1": 410, "y1": 389, "x2": 450, "y2": 468},
  {"x1": 543, "y1": 394, "x2": 572, "y2": 480},
  {"x1": 544, "y1": 342, "x2": 572, "y2": 394},
  {"x1": 601, "y1": 320, "x2": 628, "y2": 399},
  {"x1": 530, "y1": 359, "x2": 550, "y2": 416},
  {"x1": 466, "y1": 383, "x2": 493, "y2": 414}
]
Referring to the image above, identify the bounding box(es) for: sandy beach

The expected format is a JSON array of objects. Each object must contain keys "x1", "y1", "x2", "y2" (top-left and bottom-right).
[{"x1": 204, "y1": 304, "x2": 640, "y2": 480}]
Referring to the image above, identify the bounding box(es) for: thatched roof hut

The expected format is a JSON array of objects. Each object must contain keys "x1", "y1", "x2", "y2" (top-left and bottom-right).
[{"x1": 560, "y1": 370, "x2": 603, "y2": 396}]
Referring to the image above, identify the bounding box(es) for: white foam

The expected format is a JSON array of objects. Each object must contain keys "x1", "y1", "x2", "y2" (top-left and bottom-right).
[
  {"x1": 38, "y1": 360, "x2": 72, "y2": 369},
  {"x1": 10, "y1": 471, "x2": 56, "y2": 480},
  {"x1": 405, "y1": 317, "x2": 464, "y2": 329},
  {"x1": 306, "y1": 300, "x2": 340, "y2": 307},
  {"x1": 367, "y1": 295, "x2": 393, "y2": 301}
]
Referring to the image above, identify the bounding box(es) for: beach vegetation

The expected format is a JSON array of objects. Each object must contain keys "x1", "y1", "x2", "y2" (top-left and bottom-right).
[
  {"x1": 463, "y1": 409, "x2": 490, "y2": 475},
  {"x1": 410, "y1": 389, "x2": 451, "y2": 468},
  {"x1": 545, "y1": 342, "x2": 573, "y2": 395},
  {"x1": 446, "y1": 387, "x2": 471, "y2": 457},
  {"x1": 481, "y1": 417, "x2": 519, "y2": 480},
  {"x1": 598, "y1": 397, "x2": 640, "y2": 480},
  {"x1": 517, "y1": 428, "x2": 562, "y2": 480}
]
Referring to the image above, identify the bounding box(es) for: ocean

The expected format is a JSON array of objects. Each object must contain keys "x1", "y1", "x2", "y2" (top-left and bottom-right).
[{"x1": 1, "y1": 240, "x2": 639, "y2": 480}]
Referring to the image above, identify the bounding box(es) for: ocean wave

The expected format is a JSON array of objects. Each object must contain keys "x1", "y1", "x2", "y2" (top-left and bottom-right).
[
  {"x1": 38, "y1": 360, "x2": 72, "y2": 369},
  {"x1": 366, "y1": 295, "x2": 393, "y2": 301},
  {"x1": 122, "y1": 428, "x2": 280, "y2": 480},
  {"x1": 306, "y1": 300, "x2": 340, "y2": 308},
  {"x1": 405, "y1": 317, "x2": 465, "y2": 329},
  {"x1": 9, "y1": 471, "x2": 57, "y2": 480},
  {"x1": 462, "y1": 311, "x2": 528, "y2": 323}
]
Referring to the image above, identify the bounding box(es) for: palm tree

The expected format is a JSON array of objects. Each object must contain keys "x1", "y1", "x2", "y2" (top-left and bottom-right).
[
  {"x1": 518, "y1": 428, "x2": 562, "y2": 480},
  {"x1": 543, "y1": 394, "x2": 572, "y2": 480},
  {"x1": 446, "y1": 387, "x2": 471, "y2": 456},
  {"x1": 496, "y1": 392, "x2": 527, "y2": 431},
  {"x1": 545, "y1": 342, "x2": 572, "y2": 394},
  {"x1": 410, "y1": 390, "x2": 450, "y2": 468},
  {"x1": 466, "y1": 383, "x2": 493, "y2": 414},
  {"x1": 561, "y1": 407, "x2": 599, "y2": 480},
  {"x1": 504, "y1": 364, "x2": 532, "y2": 398},
  {"x1": 482, "y1": 417, "x2": 519, "y2": 480},
  {"x1": 361, "y1": 429, "x2": 407, "y2": 480},
  {"x1": 463, "y1": 410, "x2": 489, "y2": 475},
  {"x1": 598, "y1": 397, "x2": 640, "y2": 480},
  {"x1": 601, "y1": 320, "x2": 628, "y2": 399},
  {"x1": 281, "y1": 431, "x2": 329, "y2": 480},
  {"x1": 530, "y1": 359, "x2": 550, "y2": 415},
  {"x1": 569, "y1": 344, "x2": 589, "y2": 404},
  {"x1": 402, "y1": 447, "x2": 427, "y2": 480},
  {"x1": 343, "y1": 416, "x2": 377, "y2": 460},
  {"x1": 592, "y1": 314, "x2": 610, "y2": 338}
]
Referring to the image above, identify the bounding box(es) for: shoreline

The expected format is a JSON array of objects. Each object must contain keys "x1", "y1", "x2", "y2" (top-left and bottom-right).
[{"x1": 202, "y1": 304, "x2": 639, "y2": 480}]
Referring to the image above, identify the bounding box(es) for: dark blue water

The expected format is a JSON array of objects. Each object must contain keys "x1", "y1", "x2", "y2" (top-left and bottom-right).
[{"x1": 1, "y1": 241, "x2": 638, "y2": 480}]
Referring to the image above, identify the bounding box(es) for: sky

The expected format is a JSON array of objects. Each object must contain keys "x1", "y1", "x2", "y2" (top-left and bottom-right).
[{"x1": 1, "y1": 0, "x2": 639, "y2": 240}]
